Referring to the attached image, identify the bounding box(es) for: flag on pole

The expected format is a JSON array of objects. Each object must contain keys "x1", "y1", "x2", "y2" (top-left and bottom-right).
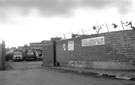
[{"x1": 125, "y1": 21, "x2": 135, "y2": 29}]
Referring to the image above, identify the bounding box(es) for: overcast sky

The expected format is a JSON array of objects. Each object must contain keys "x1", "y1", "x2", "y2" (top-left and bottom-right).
[{"x1": 0, "y1": 0, "x2": 134, "y2": 47}]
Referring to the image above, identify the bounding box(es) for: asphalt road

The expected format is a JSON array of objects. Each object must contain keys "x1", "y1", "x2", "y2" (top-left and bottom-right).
[{"x1": 0, "y1": 61, "x2": 134, "y2": 85}]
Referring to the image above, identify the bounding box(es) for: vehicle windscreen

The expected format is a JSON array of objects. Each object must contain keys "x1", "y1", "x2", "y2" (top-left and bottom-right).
[
  {"x1": 14, "y1": 51, "x2": 22, "y2": 55},
  {"x1": 27, "y1": 51, "x2": 34, "y2": 55}
]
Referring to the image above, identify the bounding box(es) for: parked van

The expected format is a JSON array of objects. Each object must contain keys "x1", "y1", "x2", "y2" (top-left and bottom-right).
[
  {"x1": 35, "y1": 50, "x2": 43, "y2": 61},
  {"x1": 24, "y1": 49, "x2": 36, "y2": 61},
  {"x1": 13, "y1": 50, "x2": 23, "y2": 61}
]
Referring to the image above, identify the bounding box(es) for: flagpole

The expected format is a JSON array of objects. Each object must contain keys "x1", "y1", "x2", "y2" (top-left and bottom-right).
[
  {"x1": 105, "y1": 23, "x2": 109, "y2": 32},
  {"x1": 120, "y1": 21, "x2": 125, "y2": 30}
]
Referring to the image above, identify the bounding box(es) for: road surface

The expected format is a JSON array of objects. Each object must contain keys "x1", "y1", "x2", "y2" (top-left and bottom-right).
[{"x1": 0, "y1": 61, "x2": 134, "y2": 85}]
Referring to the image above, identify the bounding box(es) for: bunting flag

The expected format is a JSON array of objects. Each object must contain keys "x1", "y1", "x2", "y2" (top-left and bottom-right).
[
  {"x1": 126, "y1": 21, "x2": 135, "y2": 29},
  {"x1": 125, "y1": 21, "x2": 132, "y2": 27},
  {"x1": 122, "y1": 21, "x2": 135, "y2": 29},
  {"x1": 120, "y1": 21, "x2": 135, "y2": 30},
  {"x1": 93, "y1": 25, "x2": 103, "y2": 34},
  {"x1": 112, "y1": 23, "x2": 118, "y2": 28}
]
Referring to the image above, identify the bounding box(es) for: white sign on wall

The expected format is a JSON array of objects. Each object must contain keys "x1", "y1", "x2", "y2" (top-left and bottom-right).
[
  {"x1": 81, "y1": 36, "x2": 105, "y2": 46},
  {"x1": 68, "y1": 41, "x2": 74, "y2": 51},
  {"x1": 63, "y1": 44, "x2": 66, "y2": 51}
]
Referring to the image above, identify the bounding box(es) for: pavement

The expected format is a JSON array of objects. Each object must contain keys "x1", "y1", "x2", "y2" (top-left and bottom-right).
[
  {"x1": 1, "y1": 61, "x2": 135, "y2": 85},
  {"x1": 6, "y1": 61, "x2": 42, "y2": 70},
  {"x1": 51, "y1": 66, "x2": 135, "y2": 81},
  {"x1": 6, "y1": 61, "x2": 135, "y2": 81},
  {"x1": 1, "y1": 68, "x2": 135, "y2": 85}
]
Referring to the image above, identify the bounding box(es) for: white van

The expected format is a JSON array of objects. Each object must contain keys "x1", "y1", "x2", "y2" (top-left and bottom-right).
[{"x1": 13, "y1": 50, "x2": 23, "y2": 61}]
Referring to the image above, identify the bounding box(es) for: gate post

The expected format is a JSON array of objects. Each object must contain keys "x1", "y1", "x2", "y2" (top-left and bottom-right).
[
  {"x1": 42, "y1": 38, "x2": 61, "y2": 67},
  {"x1": 42, "y1": 41, "x2": 54, "y2": 67},
  {"x1": 0, "y1": 41, "x2": 6, "y2": 70},
  {"x1": 53, "y1": 40, "x2": 56, "y2": 66}
]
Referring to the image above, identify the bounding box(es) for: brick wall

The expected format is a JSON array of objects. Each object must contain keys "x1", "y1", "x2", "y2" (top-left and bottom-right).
[
  {"x1": 42, "y1": 41, "x2": 55, "y2": 67},
  {"x1": 56, "y1": 30, "x2": 135, "y2": 70}
]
